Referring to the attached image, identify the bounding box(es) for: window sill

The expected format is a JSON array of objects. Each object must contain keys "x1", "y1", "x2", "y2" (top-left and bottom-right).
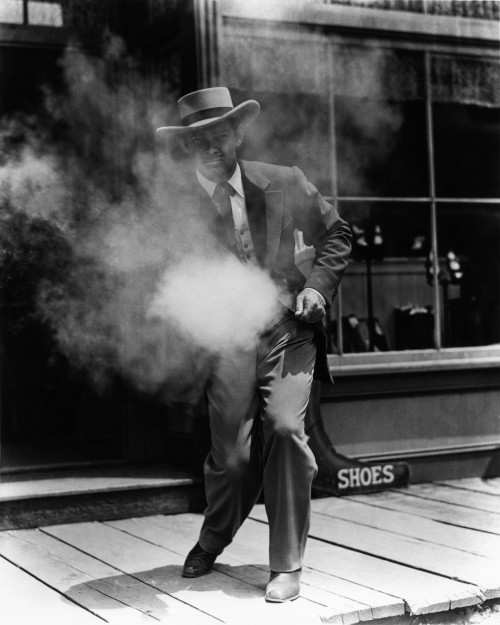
[{"x1": 328, "y1": 345, "x2": 500, "y2": 376}]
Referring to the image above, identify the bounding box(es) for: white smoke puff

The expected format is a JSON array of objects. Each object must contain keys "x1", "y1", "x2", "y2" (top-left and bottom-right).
[
  {"x1": 1, "y1": 149, "x2": 69, "y2": 226},
  {"x1": 149, "y1": 255, "x2": 282, "y2": 353}
]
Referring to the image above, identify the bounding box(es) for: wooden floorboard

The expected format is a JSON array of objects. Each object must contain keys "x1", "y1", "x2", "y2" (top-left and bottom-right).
[
  {"x1": 250, "y1": 505, "x2": 489, "y2": 607},
  {"x1": 304, "y1": 509, "x2": 499, "y2": 599},
  {"x1": 298, "y1": 526, "x2": 481, "y2": 616},
  {"x1": 108, "y1": 514, "x2": 405, "y2": 622},
  {"x1": 0, "y1": 555, "x2": 103, "y2": 625},
  {"x1": 435, "y1": 477, "x2": 500, "y2": 496},
  {"x1": 399, "y1": 482, "x2": 500, "y2": 515},
  {"x1": 42, "y1": 520, "x2": 340, "y2": 625},
  {"x1": 0, "y1": 528, "x2": 208, "y2": 624},
  {"x1": 350, "y1": 489, "x2": 500, "y2": 534},
  {"x1": 1, "y1": 481, "x2": 499, "y2": 624},
  {"x1": 311, "y1": 496, "x2": 500, "y2": 560}
]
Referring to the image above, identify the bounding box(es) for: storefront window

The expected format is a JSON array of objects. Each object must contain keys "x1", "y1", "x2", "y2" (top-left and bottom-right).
[
  {"x1": 220, "y1": 23, "x2": 500, "y2": 354},
  {"x1": 430, "y1": 55, "x2": 500, "y2": 347}
]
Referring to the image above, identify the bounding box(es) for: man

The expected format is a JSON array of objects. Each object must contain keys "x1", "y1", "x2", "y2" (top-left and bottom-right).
[{"x1": 156, "y1": 87, "x2": 351, "y2": 602}]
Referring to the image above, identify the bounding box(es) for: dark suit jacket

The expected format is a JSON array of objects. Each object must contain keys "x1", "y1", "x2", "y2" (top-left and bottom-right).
[{"x1": 192, "y1": 159, "x2": 352, "y2": 382}]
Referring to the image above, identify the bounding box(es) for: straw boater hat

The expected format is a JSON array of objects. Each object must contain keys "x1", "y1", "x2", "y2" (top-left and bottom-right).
[{"x1": 156, "y1": 87, "x2": 260, "y2": 137}]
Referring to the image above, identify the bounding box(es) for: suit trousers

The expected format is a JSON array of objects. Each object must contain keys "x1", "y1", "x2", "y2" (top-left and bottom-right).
[{"x1": 199, "y1": 311, "x2": 318, "y2": 572}]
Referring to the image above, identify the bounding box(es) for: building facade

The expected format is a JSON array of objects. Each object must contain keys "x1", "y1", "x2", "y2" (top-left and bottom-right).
[{"x1": 1, "y1": 0, "x2": 499, "y2": 483}]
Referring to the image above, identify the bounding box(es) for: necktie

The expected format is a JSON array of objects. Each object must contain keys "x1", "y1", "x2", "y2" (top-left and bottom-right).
[{"x1": 213, "y1": 182, "x2": 237, "y2": 248}]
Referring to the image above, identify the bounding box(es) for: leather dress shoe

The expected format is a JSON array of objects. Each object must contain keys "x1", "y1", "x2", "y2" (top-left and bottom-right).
[
  {"x1": 265, "y1": 569, "x2": 301, "y2": 602},
  {"x1": 182, "y1": 542, "x2": 218, "y2": 578}
]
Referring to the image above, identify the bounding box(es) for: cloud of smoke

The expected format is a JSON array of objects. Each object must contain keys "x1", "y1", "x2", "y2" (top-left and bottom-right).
[
  {"x1": 149, "y1": 255, "x2": 281, "y2": 353},
  {"x1": 0, "y1": 36, "x2": 282, "y2": 406},
  {"x1": 332, "y1": 46, "x2": 406, "y2": 196},
  {"x1": 1, "y1": 150, "x2": 68, "y2": 224},
  {"x1": 222, "y1": 25, "x2": 407, "y2": 193},
  {"x1": 1, "y1": 23, "x2": 409, "y2": 408}
]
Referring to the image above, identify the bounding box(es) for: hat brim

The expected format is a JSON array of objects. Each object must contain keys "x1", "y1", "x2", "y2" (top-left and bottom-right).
[{"x1": 155, "y1": 99, "x2": 260, "y2": 137}]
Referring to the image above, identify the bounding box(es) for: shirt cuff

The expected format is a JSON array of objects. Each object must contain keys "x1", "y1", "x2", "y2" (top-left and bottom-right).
[{"x1": 302, "y1": 287, "x2": 326, "y2": 307}]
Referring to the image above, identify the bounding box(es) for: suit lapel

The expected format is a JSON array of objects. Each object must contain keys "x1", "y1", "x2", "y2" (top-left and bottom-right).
[
  {"x1": 240, "y1": 161, "x2": 283, "y2": 270},
  {"x1": 242, "y1": 175, "x2": 267, "y2": 266},
  {"x1": 263, "y1": 189, "x2": 283, "y2": 269}
]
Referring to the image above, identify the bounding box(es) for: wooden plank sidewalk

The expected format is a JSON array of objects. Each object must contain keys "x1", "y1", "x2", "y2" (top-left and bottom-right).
[{"x1": 1, "y1": 479, "x2": 500, "y2": 624}]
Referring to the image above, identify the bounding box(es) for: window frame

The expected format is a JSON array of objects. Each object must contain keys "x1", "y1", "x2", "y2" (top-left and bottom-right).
[
  {"x1": 198, "y1": 0, "x2": 500, "y2": 367},
  {"x1": 0, "y1": 0, "x2": 63, "y2": 27},
  {"x1": 324, "y1": 41, "x2": 500, "y2": 357}
]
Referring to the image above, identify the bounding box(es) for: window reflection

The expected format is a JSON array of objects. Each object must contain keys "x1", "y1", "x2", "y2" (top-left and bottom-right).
[
  {"x1": 437, "y1": 203, "x2": 500, "y2": 347},
  {"x1": 332, "y1": 202, "x2": 433, "y2": 353}
]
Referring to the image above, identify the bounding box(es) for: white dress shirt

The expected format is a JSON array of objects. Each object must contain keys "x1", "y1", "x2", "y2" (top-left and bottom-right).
[
  {"x1": 197, "y1": 165, "x2": 257, "y2": 264},
  {"x1": 197, "y1": 165, "x2": 246, "y2": 229}
]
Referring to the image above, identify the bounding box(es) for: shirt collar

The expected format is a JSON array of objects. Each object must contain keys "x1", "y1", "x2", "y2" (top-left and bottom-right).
[{"x1": 196, "y1": 164, "x2": 244, "y2": 199}]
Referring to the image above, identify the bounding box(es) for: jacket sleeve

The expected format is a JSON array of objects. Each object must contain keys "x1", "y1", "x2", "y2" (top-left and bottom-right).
[{"x1": 289, "y1": 166, "x2": 352, "y2": 308}]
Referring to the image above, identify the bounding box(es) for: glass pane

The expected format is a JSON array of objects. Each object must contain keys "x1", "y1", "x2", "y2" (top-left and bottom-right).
[
  {"x1": 432, "y1": 56, "x2": 500, "y2": 199},
  {"x1": 28, "y1": 1, "x2": 63, "y2": 26},
  {"x1": 0, "y1": 0, "x2": 23, "y2": 23},
  {"x1": 333, "y1": 47, "x2": 428, "y2": 197},
  {"x1": 231, "y1": 89, "x2": 332, "y2": 194},
  {"x1": 0, "y1": 47, "x2": 63, "y2": 116},
  {"x1": 331, "y1": 202, "x2": 434, "y2": 353},
  {"x1": 436, "y1": 203, "x2": 500, "y2": 347},
  {"x1": 222, "y1": 25, "x2": 328, "y2": 96},
  {"x1": 433, "y1": 103, "x2": 500, "y2": 198}
]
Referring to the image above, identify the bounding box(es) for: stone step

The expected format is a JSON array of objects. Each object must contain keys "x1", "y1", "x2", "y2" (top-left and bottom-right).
[{"x1": 0, "y1": 463, "x2": 205, "y2": 530}]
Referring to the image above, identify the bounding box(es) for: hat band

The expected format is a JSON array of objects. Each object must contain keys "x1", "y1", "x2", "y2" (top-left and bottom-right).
[{"x1": 182, "y1": 106, "x2": 233, "y2": 127}]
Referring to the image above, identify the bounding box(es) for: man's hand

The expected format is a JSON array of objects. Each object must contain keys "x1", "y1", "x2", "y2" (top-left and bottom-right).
[{"x1": 294, "y1": 288, "x2": 326, "y2": 323}]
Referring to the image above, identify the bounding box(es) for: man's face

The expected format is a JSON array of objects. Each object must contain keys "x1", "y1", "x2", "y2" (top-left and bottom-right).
[{"x1": 182, "y1": 120, "x2": 244, "y2": 182}]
